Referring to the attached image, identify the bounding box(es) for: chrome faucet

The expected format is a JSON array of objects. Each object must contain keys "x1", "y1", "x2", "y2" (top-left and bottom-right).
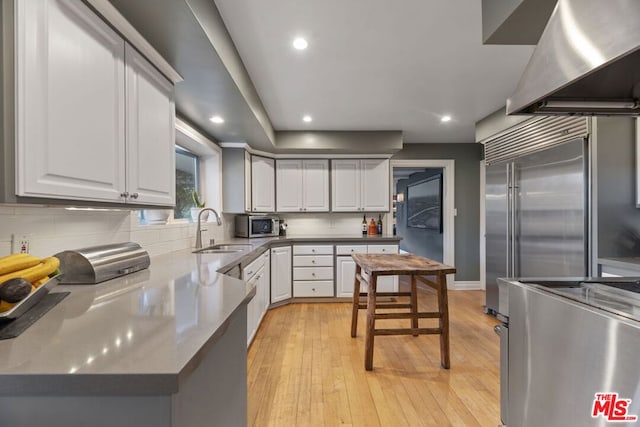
[{"x1": 195, "y1": 208, "x2": 222, "y2": 249}]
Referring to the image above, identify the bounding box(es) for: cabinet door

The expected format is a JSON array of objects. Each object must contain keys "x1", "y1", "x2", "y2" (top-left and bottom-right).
[
  {"x1": 16, "y1": 0, "x2": 126, "y2": 202},
  {"x1": 271, "y1": 247, "x2": 292, "y2": 303},
  {"x1": 244, "y1": 151, "x2": 252, "y2": 212},
  {"x1": 276, "y1": 160, "x2": 303, "y2": 212},
  {"x1": 361, "y1": 159, "x2": 390, "y2": 211},
  {"x1": 332, "y1": 159, "x2": 361, "y2": 212},
  {"x1": 251, "y1": 156, "x2": 275, "y2": 212},
  {"x1": 303, "y1": 159, "x2": 329, "y2": 212},
  {"x1": 125, "y1": 44, "x2": 175, "y2": 206},
  {"x1": 336, "y1": 256, "x2": 357, "y2": 297},
  {"x1": 261, "y1": 251, "x2": 271, "y2": 313},
  {"x1": 368, "y1": 244, "x2": 399, "y2": 292}
]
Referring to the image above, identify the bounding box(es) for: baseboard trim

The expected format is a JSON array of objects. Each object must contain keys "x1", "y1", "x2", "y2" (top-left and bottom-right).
[{"x1": 453, "y1": 281, "x2": 483, "y2": 290}]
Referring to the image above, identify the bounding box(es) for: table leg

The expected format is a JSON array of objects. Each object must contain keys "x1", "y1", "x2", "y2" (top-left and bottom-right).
[
  {"x1": 410, "y1": 274, "x2": 418, "y2": 336},
  {"x1": 350, "y1": 265, "x2": 362, "y2": 338},
  {"x1": 437, "y1": 273, "x2": 450, "y2": 369},
  {"x1": 364, "y1": 274, "x2": 377, "y2": 371}
]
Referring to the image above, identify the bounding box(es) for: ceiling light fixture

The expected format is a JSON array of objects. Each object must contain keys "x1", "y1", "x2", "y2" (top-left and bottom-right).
[
  {"x1": 209, "y1": 115, "x2": 224, "y2": 124},
  {"x1": 293, "y1": 37, "x2": 308, "y2": 50},
  {"x1": 441, "y1": 115, "x2": 452, "y2": 123},
  {"x1": 303, "y1": 115, "x2": 312, "y2": 123}
]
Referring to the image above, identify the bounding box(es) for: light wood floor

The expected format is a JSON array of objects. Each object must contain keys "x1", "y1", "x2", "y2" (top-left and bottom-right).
[{"x1": 247, "y1": 283, "x2": 501, "y2": 426}]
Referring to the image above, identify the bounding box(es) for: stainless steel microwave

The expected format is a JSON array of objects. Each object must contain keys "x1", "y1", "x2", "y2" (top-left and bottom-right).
[{"x1": 235, "y1": 215, "x2": 280, "y2": 238}]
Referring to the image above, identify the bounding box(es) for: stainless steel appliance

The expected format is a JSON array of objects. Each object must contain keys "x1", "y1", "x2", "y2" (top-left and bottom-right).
[
  {"x1": 55, "y1": 242, "x2": 150, "y2": 284},
  {"x1": 499, "y1": 277, "x2": 640, "y2": 427},
  {"x1": 485, "y1": 138, "x2": 588, "y2": 316},
  {"x1": 508, "y1": 0, "x2": 640, "y2": 115},
  {"x1": 234, "y1": 215, "x2": 280, "y2": 238}
]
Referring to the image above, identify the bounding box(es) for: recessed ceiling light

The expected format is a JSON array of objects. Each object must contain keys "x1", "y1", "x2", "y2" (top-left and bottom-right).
[
  {"x1": 293, "y1": 37, "x2": 308, "y2": 50},
  {"x1": 441, "y1": 115, "x2": 452, "y2": 123},
  {"x1": 303, "y1": 115, "x2": 312, "y2": 123},
  {"x1": 209, "y1": 115, "x2": 224, "y2": 124}
]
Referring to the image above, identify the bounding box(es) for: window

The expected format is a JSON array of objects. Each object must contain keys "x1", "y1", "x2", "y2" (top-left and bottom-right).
[{"x1": 174, "y1": 146, "x2": 200, "y2": 220}]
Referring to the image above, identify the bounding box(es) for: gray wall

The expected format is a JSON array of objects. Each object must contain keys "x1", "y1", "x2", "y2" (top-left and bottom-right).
[
  {"x1": 396, "y1": 169, "x2": 444, "y2": 262},
  {"x1": 595, "y1": 117, "x2": 640, "y2": 258},
  {"x1": 392, "y1": 143, "x2": 484, "y2": 281}
]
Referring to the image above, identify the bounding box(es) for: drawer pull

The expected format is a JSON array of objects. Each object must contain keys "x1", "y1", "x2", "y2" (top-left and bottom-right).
[
  {"x1": 311, "y1": 260, "x2": 316, "y2": 264},
  {"x1": 311, "y1": 249, "x2": 316, "y2": 253},
  {"x1": 312, "y1": 288, "x2": 316, "y2": 292},
  {"x1": 312, "y1": 273, "x2": 316, "y2": 276}
]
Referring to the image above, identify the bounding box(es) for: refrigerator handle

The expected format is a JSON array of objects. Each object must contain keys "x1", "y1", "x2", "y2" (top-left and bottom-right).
[
  {"x1": 511, "y1": 163, "x2": 518, "y2": 278},
  {"x1": 511, "y1": 163, "x2": 519, "y2": 278},
  {"x1": 507, "y1": 163, "x2": 513, "y2": 278}
]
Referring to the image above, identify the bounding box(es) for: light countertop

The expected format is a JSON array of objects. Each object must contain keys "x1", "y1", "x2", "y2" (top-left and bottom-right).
[{"x1": 0, "y1": 234, "x2": 401, "y2": 396}]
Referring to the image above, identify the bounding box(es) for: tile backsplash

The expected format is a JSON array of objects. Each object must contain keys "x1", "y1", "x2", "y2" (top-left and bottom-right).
[
  {"x1": 0, "y1": 206, "x2": 233, "y2": 258},
  {"x1": 279, "y1": 213, "x2": 388, "y2": 236}
]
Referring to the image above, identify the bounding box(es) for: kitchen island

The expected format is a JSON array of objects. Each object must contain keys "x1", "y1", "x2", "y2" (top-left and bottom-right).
[{"x1": 0, "y1": 249, "x2": 255, "y2": 427}]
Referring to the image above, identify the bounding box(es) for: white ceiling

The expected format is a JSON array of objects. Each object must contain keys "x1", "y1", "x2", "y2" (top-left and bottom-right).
[{"x1": 215, "y1": 0, "x2": 535, "y2": 143}]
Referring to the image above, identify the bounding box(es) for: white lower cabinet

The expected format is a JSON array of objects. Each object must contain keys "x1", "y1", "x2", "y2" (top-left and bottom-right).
[
  {"x1": 271, "y1": 246, "x2": 292, "y2": 303},
  {"x1": 336, "y1": 244, "x2": 399, "y2": 296},
  {"x1": 293, "y1": 245, "x2": 334, "y2": 297},
  {"x1": 243, "y1": 252, "x2": 269, "y2": 347}
]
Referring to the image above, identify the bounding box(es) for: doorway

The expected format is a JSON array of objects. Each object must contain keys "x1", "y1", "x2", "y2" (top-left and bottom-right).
[
  {"x1": 389, "y1": 160, "x2": 455, "y2": 281},
  {"x1": 394, "y1": 167, "x2": 444, "y2": 261}
]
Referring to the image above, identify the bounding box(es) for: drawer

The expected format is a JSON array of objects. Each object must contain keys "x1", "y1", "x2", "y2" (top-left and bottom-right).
[
  {"x1": 367, "y1": 244, "x2": 398, "y2": 254},
  {"x1": 293, "y1": 267, "x2": 333, "y2": 281},
  {"x1": 336, "y1": 245, "x2": 367, "y2": 255},
  {"x1": 293, "y1": 281, "x2": 334, "y2": 297},
  {"x1": 243, "y1": 254, "x2": 266, "y2": 279},
  {"x1": 293, "y1": 245, "x2": 333, "y2": 255},
  {"x1": 293, "y1": 255, "x2": 333, "y2": 267}
]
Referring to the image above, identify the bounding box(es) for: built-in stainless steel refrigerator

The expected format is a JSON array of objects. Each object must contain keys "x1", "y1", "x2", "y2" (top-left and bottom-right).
[{"x1": 485, "y1": 138, "x2": 588, "y2": 315}]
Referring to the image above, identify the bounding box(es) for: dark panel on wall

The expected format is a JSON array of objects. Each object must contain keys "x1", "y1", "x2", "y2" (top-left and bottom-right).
[
  {"x1": 396, "y1": 169, "x2": 444, "y2": 262},
  {"x1": 392, "y1": 143, "x2": 484, "y2": 281}
]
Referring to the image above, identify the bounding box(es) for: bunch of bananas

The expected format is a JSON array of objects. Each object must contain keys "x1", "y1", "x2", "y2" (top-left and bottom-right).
[{"x1": 0, "y1": 253, "x2": 60, "y2": 312}]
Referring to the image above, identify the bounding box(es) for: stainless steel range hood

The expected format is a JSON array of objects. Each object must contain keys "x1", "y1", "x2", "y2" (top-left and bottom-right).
[{"x1": 507, "y1": 0, "x2": 640, "y2": 115}]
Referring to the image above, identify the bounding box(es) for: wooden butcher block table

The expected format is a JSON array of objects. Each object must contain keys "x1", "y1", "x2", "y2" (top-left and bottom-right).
[{"x1": 350, "y1": 253, "x2": 456, "y2": 371}]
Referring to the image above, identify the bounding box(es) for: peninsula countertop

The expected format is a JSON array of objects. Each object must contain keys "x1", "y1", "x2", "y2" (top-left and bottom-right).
[
  {"x1": 0, "y1": 234, "x2": 400, "y2": 396},
  {"x1": 0, "y1": 248, "x2": 254, "y2": 395}
]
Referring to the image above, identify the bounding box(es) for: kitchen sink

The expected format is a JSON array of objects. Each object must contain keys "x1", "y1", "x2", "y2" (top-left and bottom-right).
[
  {"x1": 209, "y1": 244, "x2": 253, "y2": 250},
  {"x1": 193, "y1": 243, "x2": 253, "y2": 254}
]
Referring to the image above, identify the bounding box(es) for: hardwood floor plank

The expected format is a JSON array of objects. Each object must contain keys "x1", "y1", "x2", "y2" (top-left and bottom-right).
[{"x1": 248, "y1": 287, "x2": 501, "y2": 426}]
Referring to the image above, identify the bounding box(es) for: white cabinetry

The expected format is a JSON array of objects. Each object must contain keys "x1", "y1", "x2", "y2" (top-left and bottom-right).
[
  {"x1": 276, "y1": 159, "x2": 329, "y2": 212},
  {"x1": 336, "y1": 244, "x2": 398, "y2": 296},
  {"x1": 244, "y1": 252, "x2": 269, "y2": 347},
  {"x1": 271, "y1": 246, "x2": 292, "y2": 303},
  {"x1": 331, "y1": 159, "x2": 389, "y2": 212},
  {"x1": 124, "y1": 45, "x2": 175, "y2": 205},
  {"x1": 251, "y1": 156, "x2": 275, "y2": 212},
  {"x1": 15, "y1": 0, "x2": 175, "y2": 206},
  {"x1": 293, "y1": 245, "x2": 334, "y2": 297}
]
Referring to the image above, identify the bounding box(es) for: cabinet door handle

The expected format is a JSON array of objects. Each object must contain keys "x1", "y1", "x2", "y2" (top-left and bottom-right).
[
  {"x1": 312, "y1": 288, "x2": 316, "y2": 292},
  {"x1": 300, "y1": 208, "x2": 303, "y2": 211},
  {"x1": 120, "y1": 192, "x2": 129, "y2": 198},
  {"x1": 311, "y1": 272, "x2": 316, "y2": 276},
  {"x1": 311, "y1": 260, "x2": 316, "y2": 264},
  {"x1": 130, "y1": 193, "x2": 139, "y2": 199}
]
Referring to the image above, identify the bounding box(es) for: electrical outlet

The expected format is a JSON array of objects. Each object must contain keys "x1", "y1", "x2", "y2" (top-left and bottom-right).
[{"x1": 11, "y1": 234, "x2": 30, "y2": 254}]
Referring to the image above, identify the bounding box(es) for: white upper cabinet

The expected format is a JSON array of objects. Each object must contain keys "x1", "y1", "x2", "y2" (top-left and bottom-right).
[
  {"x1": 15, "y1": 0, "x2": 176, "y2": 206},
  {"x1": 302, "y1": 159, "x2": 329, "y2": 211},
  {"x1": 276, "y1": 160, "x2": 303, "y2": 211},
  {"x1": 125, "y1": 44, "x2": 175, "y2": 205},
  {"x1": 276, "y1": 159, "x2": 329, "y2": 212},
  {"x1": 16, "y1": 0, "x2": 126, "y2": 202},
  {"x1": 361, "y1": 159, "x2": 390, "y2": 211},
  {"x1": 251, "y1": 155, "x2": 275, "y2": 212},
  {"x1": 332, "y1": 159, "x2": 361, "y2": 211},
  {"x1": 332, "y1": 159, "x2": 389, "y2": 212}
]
